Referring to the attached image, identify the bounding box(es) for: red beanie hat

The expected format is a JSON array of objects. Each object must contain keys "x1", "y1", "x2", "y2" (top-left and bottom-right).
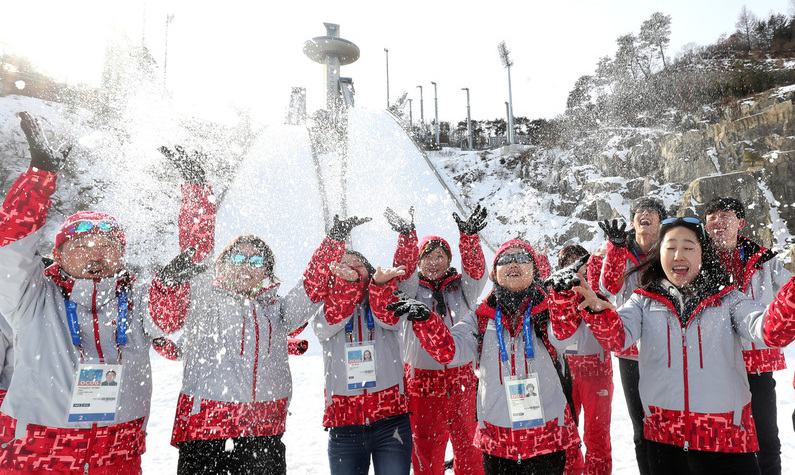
[
  {"x1": 493, "y1": 238, "x2": 551, "y2": 280},
  {"x1": 418, "y1": 235, "x2": 453, "y2": 260},
  {"x1": 53, "y1": 211, "x2": 126, "y2": 257}
]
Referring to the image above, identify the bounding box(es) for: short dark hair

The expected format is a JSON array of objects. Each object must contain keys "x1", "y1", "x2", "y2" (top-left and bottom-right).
[
  {"x1": 106, "y1": 370, "x2": 116, "y2": 377},
  {"x1": 631, "y1": 197, "x2": 667, "y2": 221},
  {"x1": 703, "y1": 197, "x2": 745, "y2": 219},
  {"x1": 558, "y1": 244, "x2": 589, "y2": 269}
]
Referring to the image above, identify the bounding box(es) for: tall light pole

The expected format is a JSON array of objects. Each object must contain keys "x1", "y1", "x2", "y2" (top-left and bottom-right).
[
  {"x1": 461, "y1": 87, "x2": 472, "y2": 150},
  {"x1": 407, "y1": 98, "x2": 413, "y2": 129},
  {"x1": 163, "y1": 13, "x2": 175, "y2": 91},
  {"x1": 431, "y1": 81, "x2": 439, "y2": 146},
  {"x1": 384, "y1": 48, "x2": 390, "y2": 108},
  {"x1": 504, "y1": 102, "x2": 510, "y2": 145},
  {"x1": 416, "y1": 85, "x2": 424, "y2": 124},
  {"x1": 498, "y1": 41, "x2": 515, "y2": 145}
]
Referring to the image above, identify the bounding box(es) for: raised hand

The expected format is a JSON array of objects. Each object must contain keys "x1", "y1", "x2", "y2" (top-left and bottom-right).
[
  {"x1": 159, "y1": 145, "x2": 207, "y2": 184},
  {"x1": 574, "y1": 282, "x2": 615, "y2": 313},
  {"x1": 373, "y1": 265, "x2": 407, "y2": 285},
  {"x1": 328, "y1": 214, "x2": 371, "y2": 241},
  {"x1": 329, "y1": 261, "x2": 360, "y2": 282},
  {"x1": 159, "y1": 248, "x2": 209, "y2": 287},
  {"x1": 598, "y1": 219, "x2": 628, "y2": 247},
  {"x1": 384, "y1": 206, "x2": 415, "y2": 234},
  {"x1": 453, "y1": 204, "x2": 488, "y2": 235},
  {"x1": 543, "y1": 256, "x2": 588, "y2": 292},
  {"x1": 386, "y1": 291, "x2": 431, "y2": 322},
  {"x1": 19, "y1": 112, "x2": 71, "y2": 172}
]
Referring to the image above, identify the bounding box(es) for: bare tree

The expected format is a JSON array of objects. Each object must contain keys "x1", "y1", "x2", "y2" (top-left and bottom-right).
[
  {"x1": 736, "y1": 6, "x2": 757, "y2": 51},
  {"x1": 639, "y1": 12, "x2": 672, "y2": 69}
]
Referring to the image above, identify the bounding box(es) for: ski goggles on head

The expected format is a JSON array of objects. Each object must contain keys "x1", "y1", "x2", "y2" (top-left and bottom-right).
[
  {"x1": 495, "y1": 252, "x2": 534, "y2": 266},
  {"x1": 661, "y1": 217, "x2": 707, "y2": 238},
  {"x1": 226, "y1": 253, "x2": 267, "y2": 268},
  {"x1": 65, "y1": 220, "x2": 118, "y2": 237}
]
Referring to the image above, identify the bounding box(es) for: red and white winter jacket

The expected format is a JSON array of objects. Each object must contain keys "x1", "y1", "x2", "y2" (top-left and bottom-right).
[
  {"x1": 398, "y1": 232, "x2": 487, "y2": 397},
  {"x1": 148, "y1": 183, "x2": 322, "y2": 445},
  {"x1": 0, "y1": 168, "x2": 163, "y2": 472},
  {"x1": 562, "y1": 278, "x2": 795, "y2": 453},
  {"x1": 600, "y1": 240, "x2": 645, "y2": 360},
  {"x1": 305, "y1": 233, "x2": 451, "y2": 427},
  {"x1": 720, "y1": 236, "x2": 791, "y2": 373}
]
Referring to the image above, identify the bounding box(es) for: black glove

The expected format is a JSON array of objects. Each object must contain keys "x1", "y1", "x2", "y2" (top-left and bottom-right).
[
  {"x1": 384, "y1": 206, "x2": 415, "y2": 234},
  {"x1": 159, "y1": 248, "x2": 209, "y2": 287},
  {"x1": 159, "y1": 145, "x2": 207, "y2": 184},
  {"x1": 543, "y1": 256, "x2": 588, "y2": 292},
  {"x1": 453, "y1": 204, "x2": 488, "y2": 235},
  {"x1": 598, "y1": 219, "x2": 628, "y2": 247},
  {"x1": 19, "y1": 112, "x2": 71, "y2": 172},
  {"x1": 328, "y1": 214, "x2": 371, "y2": 241},
  {"x1": 386, "y1": 291, "x2": 431, "y2": 322}
]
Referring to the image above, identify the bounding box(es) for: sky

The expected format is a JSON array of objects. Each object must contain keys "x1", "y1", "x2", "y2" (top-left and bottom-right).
[{"x1": 1, "y1": 0, "x2": 792, "y2": 125}]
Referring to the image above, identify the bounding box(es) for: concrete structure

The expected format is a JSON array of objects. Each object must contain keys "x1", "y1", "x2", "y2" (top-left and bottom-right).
[{"x1": 304, "y1": 23, "x2": 360, "y2": 110}]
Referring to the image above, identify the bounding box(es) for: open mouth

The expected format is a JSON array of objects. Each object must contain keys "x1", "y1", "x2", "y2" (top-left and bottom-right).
[
  {"x1": 506, "y1": 269, "x2": 523, "y2": 278},
  {"x1": 671, "y1": 265, "x2": 689, "y2": 277},
  {"x1": 639, "y1": 218, "x2": 652, "y2": 226}
]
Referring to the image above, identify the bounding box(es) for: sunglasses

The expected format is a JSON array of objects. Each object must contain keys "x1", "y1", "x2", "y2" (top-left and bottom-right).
[
  {"x1": 226, "y1": 254, "x2": 268, "y2": 268},
  {"x1": 495, "y1": 252, "x2": 534, "y2": 266},
  {"x1": 65, "y1": 220, "x2": 117, "y2": 236},
  {"x1": 661, "y1": 216, "x2": 707, "y2": 239}
]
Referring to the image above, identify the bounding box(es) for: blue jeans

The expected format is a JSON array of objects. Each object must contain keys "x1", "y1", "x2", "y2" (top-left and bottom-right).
[{"x1": 328, "y1": 414, "x2": 413, "y2": 475}]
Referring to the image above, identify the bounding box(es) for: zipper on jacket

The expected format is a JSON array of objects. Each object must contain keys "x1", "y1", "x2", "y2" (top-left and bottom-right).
[
  {"x1": 681, "y1": 331, "x2": 691, "y2": 451},
  {"x1": 666, "y1": 321, "x2": 671, "y2": 368},
  {"x1": 83, "y1": 422, "x2": 97, "y2": 474},
  {"x1": 240, "y1": 312, "x2": 246, "y2": 356},
  {"x1": 252, "y1": 306, "x2": 260, "y2": 401},
  {"x1": 697, "y1": 322, "x2": 704, "y2": 369},
  {"x1": 91, "y1": 282, "x2": 105, "y2": 363}
]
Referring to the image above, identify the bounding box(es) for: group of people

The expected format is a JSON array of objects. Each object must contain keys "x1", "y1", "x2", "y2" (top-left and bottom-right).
[{"x1": 0, "y1": 111, "x2": 794, "y2": 475}]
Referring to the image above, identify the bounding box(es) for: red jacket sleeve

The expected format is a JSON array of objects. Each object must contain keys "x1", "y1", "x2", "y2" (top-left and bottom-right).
[
  {"x1": 392, "y1": 230, "x2": 418, "y2": 280},
  {"x1": 587, "y1": 255, "x2": 603, "y2": 292},
  {"x1": 369, "y1": 278, "x2": 401, "y2": 326},
  {"x1": 535, "y1": 253, "x2": 552, "y2": 280},
  {"x1": 763, "y1": 277, "x2": 795, "y2": 348},
  {"x1": 601, "y1": 242, "x2": 628, "y2": 295},
  {"x1": 0, "y1": 168, "x2": 57, "y2": 246},
  {"x1": 547, "y1": 290, "x2": 584, "y2": 341},
  {"x1": 152, "y1": 337, "x2": 181, "y2": 360},
  {"x1": 179, "y1": 183, "x2": 216, "y2": 261},
  {"x1": 288, "y1": 337, "x2": 309, "y2": 355},
  {"x1": 459, "y1": 232, "x2": 486, "y2": 280},
  {"x1": 149, "y1": 278, "x2": 191, "y2": 333},
  {"x1": 582, "y1": 307, "x2": 627, "y2": 352},
  {"x1": 324, "y1": 278, "x2": 363, "y2": 325},
  {"x1": 303, "y1": 237, "x2": 346, "y2": 303}
]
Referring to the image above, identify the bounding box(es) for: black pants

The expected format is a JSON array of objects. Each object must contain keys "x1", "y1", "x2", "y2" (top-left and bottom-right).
[
  {"x1": 748, "y1": 372, "x2": 781, "y2": 475},
  {"x1": 646, "y1": 440, "x2": 760, "y2": 475},
  {"x1": 619, "y1": 358, "x2": 650, "y2": 475},
  {"x1": 177, "y1": 435, "x2": 286, "y2": 475},
  {"x1": 482, "y1": 451, "x2": 566, "y2": 475}
]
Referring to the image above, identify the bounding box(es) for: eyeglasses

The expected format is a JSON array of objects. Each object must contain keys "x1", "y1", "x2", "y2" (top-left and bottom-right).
[
  {"x1": 226, "y1": 254, "x2": 267, "y2": 268},
  {"x1": 495, "y1": 252, "x2": 534, "y2": 266},
  {"x1": 65, "y1": 220, "x2": 117, "y2": 236}
]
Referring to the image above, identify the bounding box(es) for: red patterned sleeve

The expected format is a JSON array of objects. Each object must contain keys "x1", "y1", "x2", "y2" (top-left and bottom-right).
[
  {"x1": 324, "y1": 277, "x2": 362, "y2": 325},
  {"x1": 535, "y1": 253, "x2": 552, "y2": 280},
  {"x1": 369, "y1": 279, "x2": 400, "y2": 326},
  {"x1": 582, "y1": 307, "x2": 627, "y2": 352},
  {"x1": 152, "y1": 337, "x2": 181, "y2": 360},
  {"x1": 547, "y1": 290, "x2": 584, "y2": 340},
  {"x1": 288, "y1": 337, "x2": 309, "y2": 355},
  {"x1": 303, "y1": 237, "x2": 346, "y2": 303},
  {"x1": 601, "y1": 242, "x2": 628, "y2": 295},
  {"x1": 459, "y1": 232, "x2": 486, "y2": 280},
  {"x1": 179, "y1": 183, "x2": 216, "y2": 261},
  {"x1": 763, "y1": 277, "x2": 795, "y2": 348},
  {"x1": 0, "y1": 168, "x2": 57, "y2": 247},
  {"x1": 587, "y1": 255, "x2": 603, "y2": 292},
  {"x1": 149, "y1": 278, "x2": 191, "y2": 333},
  {"x1": 392, "y1": 230, "x2": 418, "y2": 280}
]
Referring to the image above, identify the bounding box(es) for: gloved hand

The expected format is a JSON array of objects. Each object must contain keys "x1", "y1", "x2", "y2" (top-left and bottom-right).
[
  {"x1": 159, "y1": 145, "x2": 207, "y2": 184},
  {"x1": 384, "y1": 206, "x2": 414, "y2": 234},
  {"x1": 159, "y1": 248, "x2": 209, "y2": 287},
  {"x1": 543, "y1": 255, "x2": 589, "y2": 292},
  {"x1": 453, "y1": 204, "x2": 488, "y2": 235},
  {"x1": 328, "y1": 214, "x2": 371, "y2": 241},
  {"x1": 598, "y1": 219, "x2": 628, "y2": 247},
  {"x1": 19, "y1": 112, "x2": 72, "y2": 172},
  {"x1": 386, "y1": 291, "x2": 431, "y2": 322}
]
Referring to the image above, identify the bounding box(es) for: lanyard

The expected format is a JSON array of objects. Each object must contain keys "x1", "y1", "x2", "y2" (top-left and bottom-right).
[
  {"x1": 494, "y1": 305, "x2": 534, "y2": 363},
  {"x1": 345, "y1": 306, "x2": 375, "y2": 342},
  {"x1": 64, "y1": 288, "x2": 129, "y2": 349}
]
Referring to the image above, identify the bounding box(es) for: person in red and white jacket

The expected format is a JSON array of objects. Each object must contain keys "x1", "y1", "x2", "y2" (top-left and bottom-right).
[
  {"x1": 304, "y1": 212, "x2": 452, "y2": 475},
  {"x1": 556, "y1": 245, "x2": 612, "y2": 475},
  {"x1": 148, "y1": 147, "x2": 322, "y2": 475},
  {"x1": 703, "y1": 197, "x2": 791, "y2": 475},
  {"x1": 556, "y1": 217, "x2": 795, "y2": 474},
  {"x1": 0, "y1": 113, "x2": 169, "y2": 474},
  {"x1": 758, "y1": 276, "x2": 795, "y2": 433},
  {"x1": 421, "y1": 239, "x2": 582, "y2": 474},
  {"x1": 597, "y1": 196, "x2": 666, "y2": 475},
  {"x1": 389, "y1": 205, "x2": 488, "y2": 475}
]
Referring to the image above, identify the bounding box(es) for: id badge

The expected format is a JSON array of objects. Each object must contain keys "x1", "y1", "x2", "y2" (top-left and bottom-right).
[
  {"x1": 345, "y1": 342, "x2": 376, "y2": 390},
  {"x1": 68, "y1": 364, "x2": 123, "y2": 423},
  {"x1": 504, "y1": 373, "x2": 544, "y2": 429}
]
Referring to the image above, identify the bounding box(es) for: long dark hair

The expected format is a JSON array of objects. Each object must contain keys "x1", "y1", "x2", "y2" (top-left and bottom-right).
[{"x1": 628, "y1": 219, "x2": 730, "y2": 292}]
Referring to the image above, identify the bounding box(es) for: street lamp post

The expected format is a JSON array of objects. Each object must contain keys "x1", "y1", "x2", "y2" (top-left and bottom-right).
[
  {"x1": 505, "y1": 102, "x2": 511, "y2": 146},
  {"x1": 163, "y1": 13, "x2": 175, "y2": 91},
  {"x1": 384, "y1": 48, "x2": 390, "y2": 108},
  {"x1": 407, "y1": 98, "x2": 413, "y2": 129},
  {"x1": 461, "y1": 87, "x2": 472, "y2": 150},
  {"x1": 416, "y1": 85, "x2": 424, "y2": 124},
  {"x1": 498, "y1": 41, "x2": 515, "y2": 145},
  {"x1": 431, "y1": 81, "x2": 439, "y2": 146}
]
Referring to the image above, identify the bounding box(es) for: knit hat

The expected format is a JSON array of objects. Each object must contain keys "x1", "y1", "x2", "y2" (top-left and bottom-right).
[
  {"x1": 53, "y1": 211, "x2": 126, "y2": 257},
  {"x1": 631, "y1": 197, "x2": 667, "y2": 221},
  {"x1": 492, "y1": 239, "x2": 541, "y2": 277},
  {"x1": 418, "y1": 235, "x2": 453, "y2": 260}
]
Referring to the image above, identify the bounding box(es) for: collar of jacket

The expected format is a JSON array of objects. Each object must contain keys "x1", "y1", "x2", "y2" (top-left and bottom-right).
[
  {"x1": 636, "y1": 279, "x2": 736, "y2": 327},
  {"x1": 418, "y1": 267, "x2": 460, "y2": 291},
  {"x1": 476, "y1": 284, "x2": 549, "y2": 336},
  {"x1": 737, "y1": 235, "x2": 777, "y2": 288},
  {"x1": 45, "y1": 263, "x2": 134, "y2": 306},
  {"x1": 212, "y1": 277, "x2": 281, "y2": 302}
]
